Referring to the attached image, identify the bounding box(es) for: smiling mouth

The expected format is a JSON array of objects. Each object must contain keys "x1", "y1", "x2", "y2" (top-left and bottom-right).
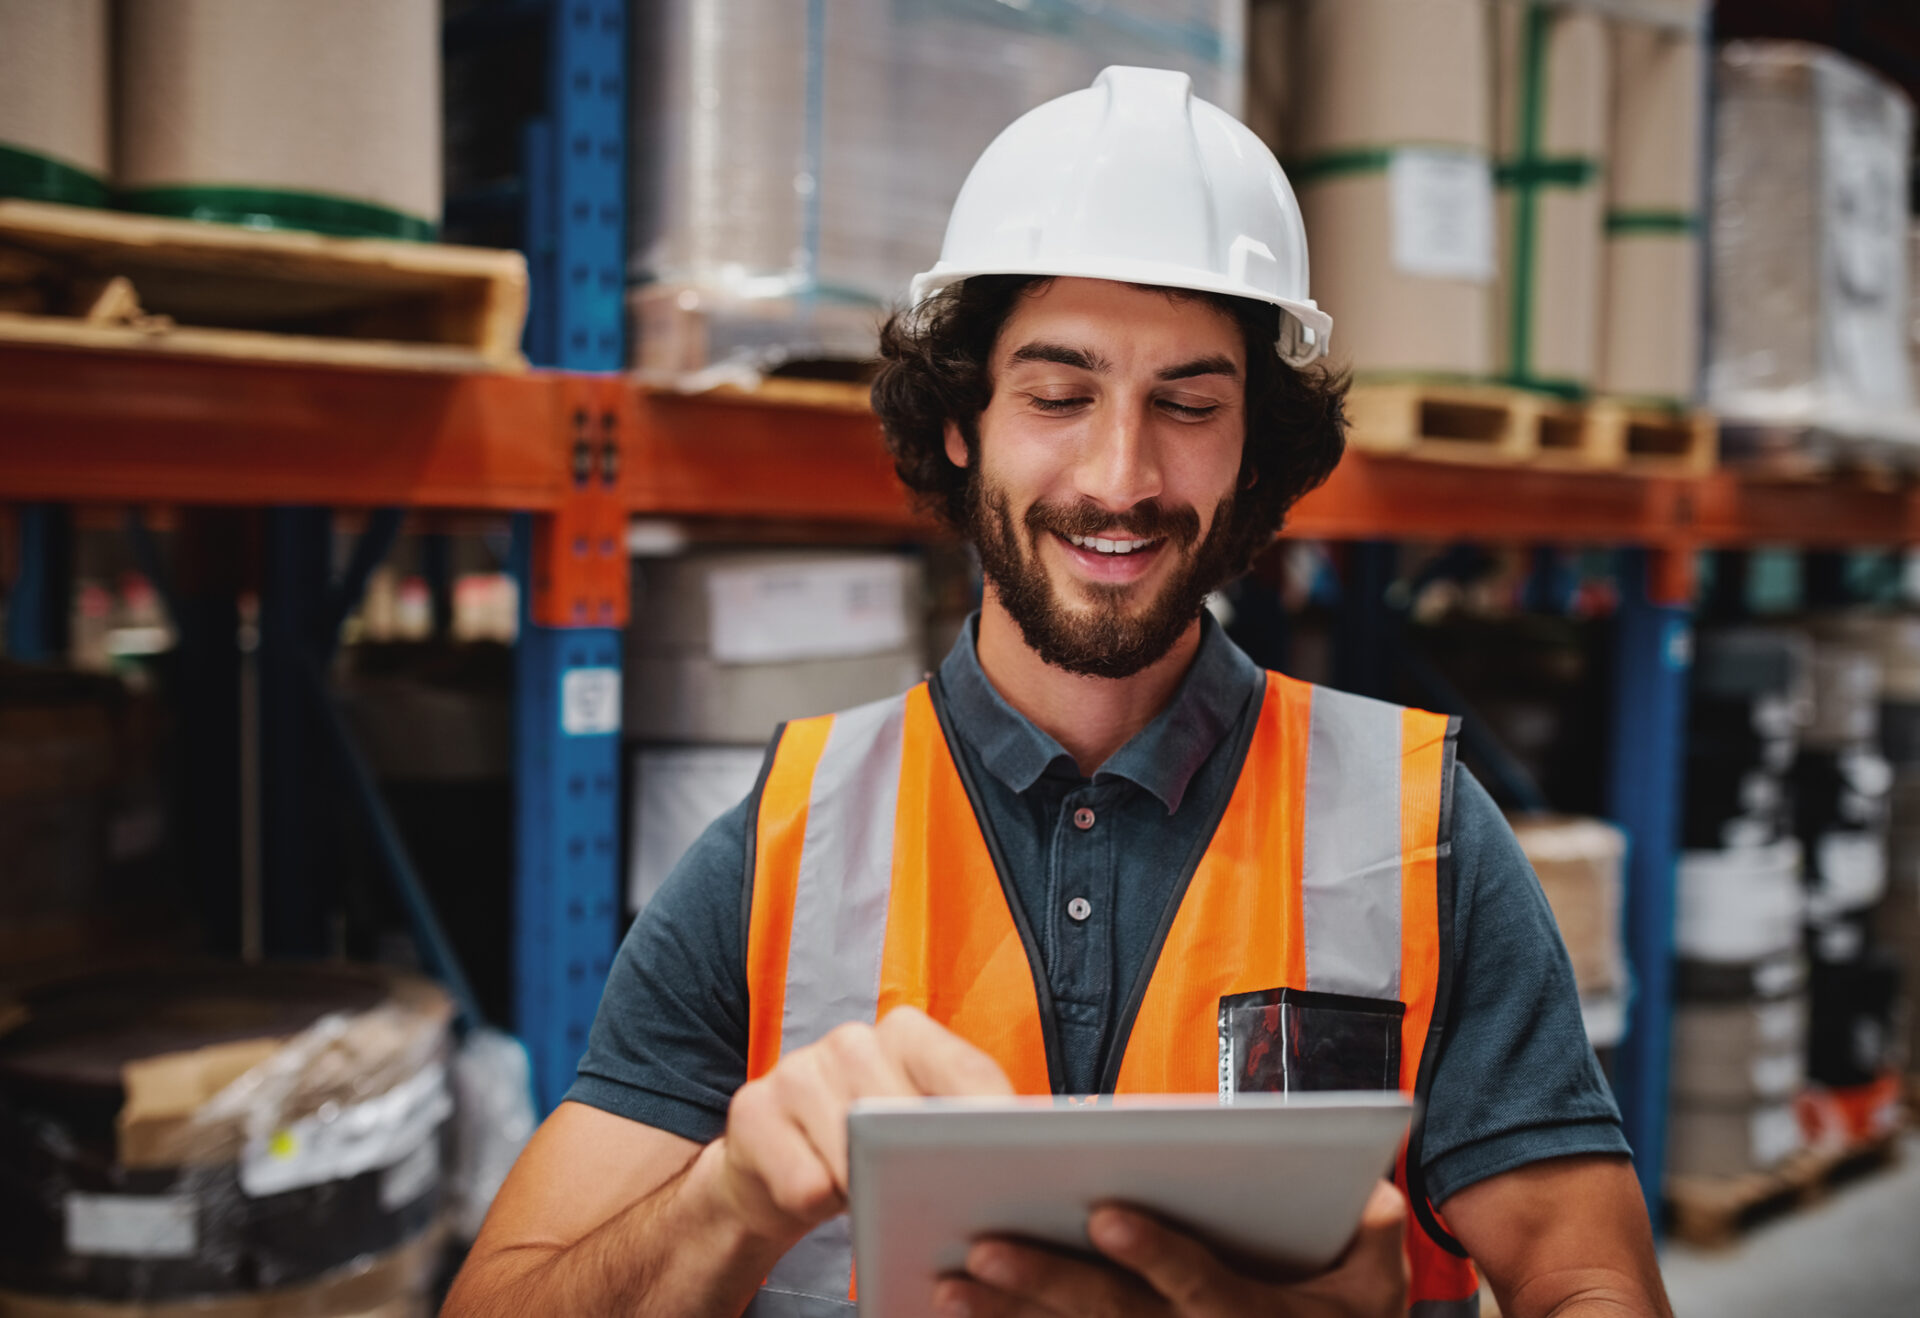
[{"x1": 1061, "y1": 532, "x2": 1162, "y2": 556}]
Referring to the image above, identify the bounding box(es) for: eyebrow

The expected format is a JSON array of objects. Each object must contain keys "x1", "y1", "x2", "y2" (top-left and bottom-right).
[{"x1": 1006, "y1": 342, "x2": 1239, "y2": 382}]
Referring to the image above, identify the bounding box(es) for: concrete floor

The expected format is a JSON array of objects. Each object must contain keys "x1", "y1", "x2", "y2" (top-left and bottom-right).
[{"x1": 1657, "y1": 1132, "x2": 1920, "y2": 1318}]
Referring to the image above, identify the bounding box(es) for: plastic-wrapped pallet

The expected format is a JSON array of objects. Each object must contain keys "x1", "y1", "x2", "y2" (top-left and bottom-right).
[
  {"x1": 1492, "y1": 1, "x2": 1609, "y2": 395},
  {"x1": 0, "y1": 965, "x2": 452, "y2": 1312},
  {"x1": 624, "y1": 548, "x2": 928, "y2": 913},
  {"x1": 1505, "y1": 815, "x2": 1626, "y2": 1052},
  {"x1": 0, "y1": 0, "x2": 109, "y2": 208},
  {"x1": 116, "y1": 0, "x2": 441, "y2": 238},
  {"x1": 1598, "y1": 4, "x2": 1707, "y2": 405},
  {"x1": 630, "y1": 0, "x2": 1244, "y2": 382},
  {"x1": 1707, "y1": 42, "x2": 1916, "y2": 433},
  {"x1": 1282, "y1": 0, "x2": 1495, "y2": 377}
]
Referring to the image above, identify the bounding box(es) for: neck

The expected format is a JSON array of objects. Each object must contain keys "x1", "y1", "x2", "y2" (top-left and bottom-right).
[{"x1": 972, "y1": 585, "x2": 1203, "y2": 777}]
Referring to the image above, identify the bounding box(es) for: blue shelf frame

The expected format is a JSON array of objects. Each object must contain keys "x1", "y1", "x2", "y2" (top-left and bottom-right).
[{"x1": 511, "y1": 0, "x2": 629, "y2": 1110}]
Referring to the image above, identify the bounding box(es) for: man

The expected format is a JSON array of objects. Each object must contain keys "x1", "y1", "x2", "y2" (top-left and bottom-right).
[{"x1": 446, "y1": 68, "x2": 1670, "y2": 1318}]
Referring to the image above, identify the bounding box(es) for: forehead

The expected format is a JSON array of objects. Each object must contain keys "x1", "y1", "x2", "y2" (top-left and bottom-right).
[{"x1": 992, "y1": 278, "x2": 1244, "y2": 368}]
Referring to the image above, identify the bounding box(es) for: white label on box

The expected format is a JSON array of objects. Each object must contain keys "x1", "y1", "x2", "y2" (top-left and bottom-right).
[
  {"x1": 379, "y1": 1137, "x2": 441, "y2": 1212},
  {"x1": 65, "y1": 1193, "x2": 196, "y2": 1259},
  {"x1": 561, "y1": 667, "x2": 622, "y2": 736},
  {"x1": 707, "y1": 558, "x2": 910, "y2": 665},
  {"x1": 1388, "y1": 148, "x2": 1495, "y2": 283},
  {"x1": 240, "y1": 1062, "x2": 451, "y2": 1199},
  {"x1": 628, "y1": 745, "x2": 768, "y2": 913}
]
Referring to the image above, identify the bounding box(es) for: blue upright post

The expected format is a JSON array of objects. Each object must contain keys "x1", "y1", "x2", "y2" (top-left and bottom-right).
[
  {"x1": 1605, "y1": 547, "x2": 1693, "y2": 1222},
  {"x1": 512, "y1": 0, "x2": 628, "y2": 1109},
  {"x1": 6, "y1": 505, "x2": 72, "y2": 662}
]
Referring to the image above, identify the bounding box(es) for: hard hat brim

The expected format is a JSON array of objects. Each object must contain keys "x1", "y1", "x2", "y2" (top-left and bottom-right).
[{"x1": 908, "y1": 261, "x2": 1332, "y2": 368}]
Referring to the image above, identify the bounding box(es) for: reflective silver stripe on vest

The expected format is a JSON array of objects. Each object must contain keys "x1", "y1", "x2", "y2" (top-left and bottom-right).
[
  {"x1": 764, "y1": 693, "x2": 909, "y2": 1307},
  {"x1": 1300, "y1": 686, "x2": 1406, "y2": 1001},
  {"x1": 1410, "y1": 1297, "x2": 1481, "y2": 1318},
  {"x1": 742, "y1": 1286, "x2": 857, "y2": 1317}
]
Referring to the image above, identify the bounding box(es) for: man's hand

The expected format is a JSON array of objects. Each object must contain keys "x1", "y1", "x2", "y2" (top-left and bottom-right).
[
  {"x1": 932, "y1": 1179, "x2": 1410, "y2": 1317},
  {"x1": 710, "y1": 1004, "x2": 1017, "y2": 1248}
]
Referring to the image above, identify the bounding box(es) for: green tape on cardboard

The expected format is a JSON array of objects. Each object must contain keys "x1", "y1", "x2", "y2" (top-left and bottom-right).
[
  {"x1": 1496, "y1": 157, "x2": 1600, "y2": 188},
  {"x1": 1286, "y1": 147, "x2": 1397, "y2": 189},
  {"x1": 1605, "y1": 210, "x2": 1700, "y2": 236},
  {"x1": 0, "y1": 143, "x2": 110, "y2": 208},
  {"x1": 1506, "y1": 2, "x2": 1552, "y2": 386},
  {"x1": 117, "y1": 186, "x2": 436, "y2": 242}
]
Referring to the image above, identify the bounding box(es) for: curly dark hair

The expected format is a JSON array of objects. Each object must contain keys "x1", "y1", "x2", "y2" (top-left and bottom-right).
[{"x1": 870, "y1": 275, "x2": 1348, "y2": 575}]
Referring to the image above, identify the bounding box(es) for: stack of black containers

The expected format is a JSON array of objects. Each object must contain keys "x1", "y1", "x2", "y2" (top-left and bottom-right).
[
  {"x1": 1794, "y1": 619, "x2": 1908, "y2": 1146},
  {"x1": 1669, "y1": 629, "x2": 1813, "y2": 1179}
]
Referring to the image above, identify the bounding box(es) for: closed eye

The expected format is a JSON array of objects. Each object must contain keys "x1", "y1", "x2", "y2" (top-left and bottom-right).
[
  {"x1": 1029, "y1": 395, "x2": 1090, "y2": 413},
  {"x1": 1159, "y1": 400, "x2": 1219, "y2": 419}
]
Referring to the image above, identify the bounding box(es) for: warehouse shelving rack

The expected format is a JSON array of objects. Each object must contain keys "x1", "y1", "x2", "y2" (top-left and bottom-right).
[
  {"x1": 11, "y1": 335, "x2": 1920, "y2": 1212},
  {"x1": 7, "y1": 0, "x2": 1920, "y2": 1232}
]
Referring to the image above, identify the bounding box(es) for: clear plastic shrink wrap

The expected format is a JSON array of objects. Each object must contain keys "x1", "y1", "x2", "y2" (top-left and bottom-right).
[
  {"x1": 629, "y1": 0, "x2": 1244, "y2": 383},
  {"x1": 0, "y1": 966, "x2": 452, "y2": 1315},
  {"x1": 1708, "y1": 42, "x2": 1916, "y2": 436}
]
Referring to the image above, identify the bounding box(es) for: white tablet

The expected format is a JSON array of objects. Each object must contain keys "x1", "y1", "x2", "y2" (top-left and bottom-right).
[{"x1": 847, "y1": 1091, "x2": 1412, "y2": 1316}]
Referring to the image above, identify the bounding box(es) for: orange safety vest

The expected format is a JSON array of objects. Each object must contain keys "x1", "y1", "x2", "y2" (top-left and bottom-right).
[{"x1": 742, "y1": 672, "x2": 1482, "y2": 1317}]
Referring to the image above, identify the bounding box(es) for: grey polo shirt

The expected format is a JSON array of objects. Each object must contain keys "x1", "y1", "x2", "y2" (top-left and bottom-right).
[{"x1": 568, "y1": 614, "x2": 1628, "y2": 1206}]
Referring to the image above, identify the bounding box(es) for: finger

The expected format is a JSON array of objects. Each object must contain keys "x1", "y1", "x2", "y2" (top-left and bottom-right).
[
  {"x1": 931, "y1": 1273, "x2": 1052, "y2": 1318},
  {"x1": 966, "y1": 1236, "x2": 1155, "y2": 1316},
  {"x1": 794, "y1": 1023, "x2": 922, "y2": 1184},
  {"x1": 877, "y1": 1005, "x2": 1017, "y2": 1097},
  {"x1": 1088, "y1": 1206, "x2": 1240, "y2": 1312},
  {"x1": 724, "y1": 1079, "x2": 845, "y2": 1231}
]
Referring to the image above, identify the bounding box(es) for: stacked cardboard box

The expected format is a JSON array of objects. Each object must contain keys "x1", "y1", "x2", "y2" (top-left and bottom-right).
[
  {"x1": 1282, "y1": 0, "x2": 1496, "y2": 378},
  {"x1": 116, "y1": 0, "x2": 441, "y2": 235},
  {"x1": 1492, "y1": 1, "x2": 1608, "y2": 396},
  {"x1": 1598, "y1": 7, "x2": 1706, "y2": 405},
  {"x1": 623, "y1": 548, "x2": 928, "y2": 914},
  {"x1": 0, "y1": 0, "x2": 109, "y2": 207},
  {"x1": 1507, "y1": 814, "x2": 1627, "y2": 1058}
]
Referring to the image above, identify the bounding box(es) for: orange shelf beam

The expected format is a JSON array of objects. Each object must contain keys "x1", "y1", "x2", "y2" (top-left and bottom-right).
[{"x1": 4, "y1": 348, "x2": 1920, "y2": 552}]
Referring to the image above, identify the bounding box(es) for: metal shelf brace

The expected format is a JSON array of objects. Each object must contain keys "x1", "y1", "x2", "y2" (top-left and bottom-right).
[{"x1": 513, "y1": 0, "x2": 629, "y2": 1109}]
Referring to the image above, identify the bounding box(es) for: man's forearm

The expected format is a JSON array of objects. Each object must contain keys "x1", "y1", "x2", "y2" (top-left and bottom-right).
[{"x1": 444, "y1": 1141, "x2": 790, "y2": 1318}]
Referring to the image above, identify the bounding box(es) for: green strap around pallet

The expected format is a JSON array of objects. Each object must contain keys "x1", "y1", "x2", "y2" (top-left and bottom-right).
[
  {"x1": 117, "y1": 185, "x2": 437, "y2": 242},
  {"x1": 0, "y1": 143, "x2": 110, "y2": 209},
  {"x1": 1605, "y1": 209, "x2": 1700, "y2": 236},
  {"x1": 1506, "y1": 1, "x2": 1552, "y2": 386}
]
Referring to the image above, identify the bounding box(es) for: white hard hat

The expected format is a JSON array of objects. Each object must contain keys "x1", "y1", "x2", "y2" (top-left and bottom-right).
[{"x1": 910, "y1": 65, "x2": 1331, "y2": 367}]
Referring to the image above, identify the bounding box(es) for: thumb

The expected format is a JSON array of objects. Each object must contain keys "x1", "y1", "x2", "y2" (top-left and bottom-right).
[{"x1": 1353, "y1": 1181, "x2": 1411, "y2": 1288}]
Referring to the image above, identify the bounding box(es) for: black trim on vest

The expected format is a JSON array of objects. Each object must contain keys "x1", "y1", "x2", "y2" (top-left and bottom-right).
[
  {"x1": 740, "y1": 723, "x2": 787, "y2": 970},
  {"x1": 928, "y1": 674, "x2": 1067, "y2": 1095},
  {"x1": 1095, "y1": 673, "x2": 1266, "y2": 1094},
  {"x1": 1405, "y1": 716, "x2": 1469, "y2": 1258}
]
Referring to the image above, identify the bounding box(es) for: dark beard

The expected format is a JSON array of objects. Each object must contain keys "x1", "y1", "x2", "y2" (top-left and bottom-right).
[{"x1": 968, "y1": 479, "x2": 1242, "y2": 679}]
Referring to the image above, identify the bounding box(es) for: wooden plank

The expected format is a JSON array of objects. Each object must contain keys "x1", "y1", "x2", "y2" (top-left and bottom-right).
[
  {"x1": 1346, "y1": 383, "x2": 1543, "y2": 465},
  {"x1": 0, "y1": 314, "x2": 504, "y2": 374},
  {"x1": 0, "y1": 199, "x2": 527, "y2": 371},
  {"x1": 1665, "y1": 1132, "x2": 1903, "y2": 1248}
]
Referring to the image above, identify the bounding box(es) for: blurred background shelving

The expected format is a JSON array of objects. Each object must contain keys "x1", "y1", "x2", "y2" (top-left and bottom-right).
[{"x1": 5, "y1": 1, "x2": 1920, "y2": 1313}]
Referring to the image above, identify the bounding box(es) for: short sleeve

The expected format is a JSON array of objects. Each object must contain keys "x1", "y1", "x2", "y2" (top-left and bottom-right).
[
  {"x1": 1419, "y1": 767, "x2": 1631, "y2": 1205},
  {"x1": 562, "y1": 788, "x2": 756, "y2": 1143}
]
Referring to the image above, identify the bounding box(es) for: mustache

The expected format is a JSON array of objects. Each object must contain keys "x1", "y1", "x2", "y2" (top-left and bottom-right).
[{"x1": 1022, "y1": 497, "x2": 1202, "y2": 549}]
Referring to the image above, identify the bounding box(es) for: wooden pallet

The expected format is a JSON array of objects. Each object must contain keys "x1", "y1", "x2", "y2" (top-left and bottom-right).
[
  {"x1": 1347, "y1": 382, "x2": 1717, "y2": 473},
  {"x1": 1718, "y1": 421, "x2": 1920, "y2": 489},
  {"x1": 1346, "y1": 382, "x2": 1544, "y2": 465},
  {"x1": 0, "y1": 199, "x2": 527, "y2": 372},
  {"x1": 1664, "y1": 1131, "x2": 1904, "y2": 1248}
]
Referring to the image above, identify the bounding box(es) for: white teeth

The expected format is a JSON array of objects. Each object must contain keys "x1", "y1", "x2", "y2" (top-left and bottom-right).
[{"x1": 1068, "y1": 534, "x2": 1153, "y2": 555}]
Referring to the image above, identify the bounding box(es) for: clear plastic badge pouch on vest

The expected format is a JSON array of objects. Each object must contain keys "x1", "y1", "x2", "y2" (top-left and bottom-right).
[{"x1": 1218, "y1": 987, "x2": 1406, "y2": 1096}]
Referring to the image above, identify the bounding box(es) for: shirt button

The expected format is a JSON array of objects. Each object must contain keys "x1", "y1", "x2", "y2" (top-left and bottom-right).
[
  {"x1": 1073, "y1": 807, "x2": 1096, "y2": 831},
  {"x1": 1067, "y1": 897, "x2": 1093, "y2": 922}
]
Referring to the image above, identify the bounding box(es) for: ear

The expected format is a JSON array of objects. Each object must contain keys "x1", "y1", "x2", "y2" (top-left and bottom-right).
[{"x1": 943, "y1": 420, "x2": 970, "y2": 469}]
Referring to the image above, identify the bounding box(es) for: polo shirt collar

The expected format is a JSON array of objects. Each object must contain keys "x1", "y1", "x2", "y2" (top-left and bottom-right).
[{"x1": 935, "y1": 609, "x2": 1263, "y2": 814}]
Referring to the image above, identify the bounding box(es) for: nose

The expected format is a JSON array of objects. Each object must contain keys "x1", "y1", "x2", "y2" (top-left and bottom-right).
[{"x1": 1074, "y1": 398, "x2": 1164, "y2": 514}]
